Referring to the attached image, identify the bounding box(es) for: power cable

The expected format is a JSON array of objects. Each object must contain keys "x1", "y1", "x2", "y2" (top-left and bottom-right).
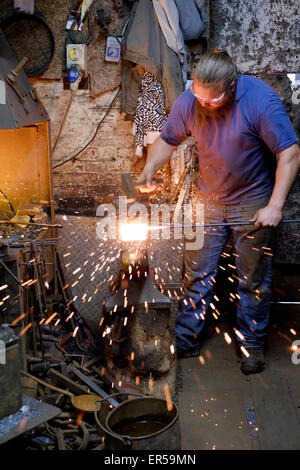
[
  {"x1": 51, "y1": 90, "x2": 75, "y2": 154},
  {"x1": 52, "y1": 86, "x2": 121, "y2": 169},
  {"x1": 0, "y1": 189, "x2": 15, "y2": 217}
]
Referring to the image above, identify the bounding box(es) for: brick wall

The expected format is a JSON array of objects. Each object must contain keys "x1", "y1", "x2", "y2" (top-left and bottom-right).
[{"x1": 31, "y1": 80, "x2": 135, "y2": 214}]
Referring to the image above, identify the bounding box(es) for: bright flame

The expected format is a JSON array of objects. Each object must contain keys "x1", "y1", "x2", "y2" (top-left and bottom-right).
[{"x1": 119, "y1": 223, "x2": 148, "y2": 241}]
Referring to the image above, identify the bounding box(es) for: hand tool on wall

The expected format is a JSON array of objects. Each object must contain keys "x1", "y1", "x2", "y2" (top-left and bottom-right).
[{"x1": 5, "y1": 56, "x2": 28, "y2": 103}]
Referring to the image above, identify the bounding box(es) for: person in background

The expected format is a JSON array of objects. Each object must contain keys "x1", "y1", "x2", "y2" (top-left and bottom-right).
[{"x1": 137, "y1": 51, "x2": 300, "y2": 374}]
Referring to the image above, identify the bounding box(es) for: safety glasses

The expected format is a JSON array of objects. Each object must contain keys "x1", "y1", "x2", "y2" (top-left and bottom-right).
[{"x1": 190, "y1": 84, "x2": 226, "y2": 105}]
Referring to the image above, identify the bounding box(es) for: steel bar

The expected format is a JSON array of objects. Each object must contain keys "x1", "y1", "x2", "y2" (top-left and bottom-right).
[
  {"x1": 0, "y1": 258, "x2": 23, "y2": 286},
  {"x1": 153, "y1": 219, "x2": 300, "y2": 230},
  {"x1": 69, "y1": 364, "x2": 119, "y2": 407},
  {"x1": 0, "y1": 220, "x2": 63, "y2": 228}
]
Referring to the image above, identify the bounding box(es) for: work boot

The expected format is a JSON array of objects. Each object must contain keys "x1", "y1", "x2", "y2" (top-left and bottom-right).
[
  {"x1": 240, "y1": 346, "x2": 265, "y2": 375},
  {"x1": 176, "y1": 343, "x2": 202, "y2": 359}
]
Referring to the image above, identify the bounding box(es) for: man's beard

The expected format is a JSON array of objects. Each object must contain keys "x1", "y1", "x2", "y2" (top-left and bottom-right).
[{"x1": 195, "y1": 92, "x2": 235, "y2": 128}]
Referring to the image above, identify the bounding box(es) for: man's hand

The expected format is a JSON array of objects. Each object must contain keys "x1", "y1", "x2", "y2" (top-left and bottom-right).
[
  {"x1": 250, "y1": 205, "x2": 283, "y2": 229},
  {"x1": 135, "y1": 137, "x2": 175, "y2": 193},
  {"x1": 135, "y1": 167, "x2": 157, "y2": 193},
  {"x1": 250, "y1": 144, "x2": 300, "y2": 229}
]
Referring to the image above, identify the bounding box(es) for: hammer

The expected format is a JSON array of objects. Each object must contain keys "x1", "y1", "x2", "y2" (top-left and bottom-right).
[{"x1": 121, "y1": 173, "x2": 163, "y2": 202}]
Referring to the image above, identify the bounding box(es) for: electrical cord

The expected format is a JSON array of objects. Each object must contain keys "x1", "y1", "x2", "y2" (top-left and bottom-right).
[
  {"x1": 67, "y1": 11, "x2": 94, "y2": 45},
  {"x1": 0, "y1": 189, "x2": 15, "y2": 217},
  {"x1": 51, "y1": 90, "x2": 75, "y2": 154},
  {"x1": 52, "y1": 86, "x2": 121, "y2": 169}
]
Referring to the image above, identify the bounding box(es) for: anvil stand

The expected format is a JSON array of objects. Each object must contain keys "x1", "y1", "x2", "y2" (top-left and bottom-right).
[{"x1": 103, "y1": 239, "x2": 178, "y2": 399}]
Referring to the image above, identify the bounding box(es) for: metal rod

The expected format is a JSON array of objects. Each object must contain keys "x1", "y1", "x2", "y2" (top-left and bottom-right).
[
  {"x1": 0, "y1": 220, "x2": 63, "y2": 228},
  {"x1": 153, "y1": 219, "x2": 300, "y2": 230},
  {"x1": 0, "y1": 258, "x2": 23, "y2": 286}
]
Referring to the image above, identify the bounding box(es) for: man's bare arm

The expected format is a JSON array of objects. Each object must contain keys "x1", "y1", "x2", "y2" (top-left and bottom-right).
[{"x1": 252, "y1": 143, "x2": 300, "y2": 227}]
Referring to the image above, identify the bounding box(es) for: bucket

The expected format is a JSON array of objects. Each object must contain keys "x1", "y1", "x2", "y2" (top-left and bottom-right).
[{"x1": 95, "y1": 394, "x2": 181, "y2": 450}]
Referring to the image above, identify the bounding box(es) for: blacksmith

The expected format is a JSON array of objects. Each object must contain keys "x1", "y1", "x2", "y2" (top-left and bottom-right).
[{"x1": 137, "y1": 51, "x2": 300, "y2": 374}]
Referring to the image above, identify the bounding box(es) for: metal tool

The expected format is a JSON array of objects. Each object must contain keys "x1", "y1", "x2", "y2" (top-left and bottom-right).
[
  {"x1": 0, "y1": 220, "x2": 63, "y2": 228},
  {"x1": 121, "y1": 173, "x2": 163, "y2": 201},
  {"x1": 153, "y1": 219, "x2": 300, "y2": 230},
  {"x1": 5, "y1": 57, "x2": 28, "y2": 103},
  {"x1": 21, "y1": 370, "x2": 104, "y2": 413},
  {"x1": 69, "y1": 363, "x2": 119, "y2": 408},
  {"x1": 168, "y1": 165, "x2": 190, "y2": 205}
]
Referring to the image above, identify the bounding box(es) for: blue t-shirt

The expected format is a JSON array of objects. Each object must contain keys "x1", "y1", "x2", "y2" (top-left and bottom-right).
[{"x1": 160, "y1": 74, "x2": 298, "y2": 204}]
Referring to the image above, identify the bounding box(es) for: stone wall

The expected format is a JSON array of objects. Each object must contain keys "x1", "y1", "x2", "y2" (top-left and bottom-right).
[
  {"x1": 32, "y1": 81, "x2": 134, "y2": 213},
  {"x1": 210, "y1": 0, "x2": 299, "y2": 74}
]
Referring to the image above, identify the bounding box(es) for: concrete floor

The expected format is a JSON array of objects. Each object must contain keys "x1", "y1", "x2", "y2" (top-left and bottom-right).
[{"x1": 177, "y1": 304, "x2": 300, "y2": 450}]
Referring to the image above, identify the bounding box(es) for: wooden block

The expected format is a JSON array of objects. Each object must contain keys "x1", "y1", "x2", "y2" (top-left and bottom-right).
[
  {"x1": 21, "y1": 376, "x2": 37, "y2": 398},
  {"x1": 17, "y1": 201, "x2": 43, "y2": 216},
  {"x1": 9, "y1": 214, "x2": 30, "y2": 228},
  {"x1": 33, "y1": 212, "x2": 48, "y2": 223},
  {"x1": 48, "y1": 368, "x2": 90, "y2": 396}
]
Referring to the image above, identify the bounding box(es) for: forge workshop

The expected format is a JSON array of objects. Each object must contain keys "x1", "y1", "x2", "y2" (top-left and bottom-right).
[{"x1": 0, "y1": 0, "x2": 299, "y2": 453}]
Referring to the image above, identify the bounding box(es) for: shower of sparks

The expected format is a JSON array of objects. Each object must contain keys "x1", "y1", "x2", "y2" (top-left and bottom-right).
[
  {"x1": 66, "y1": 311, "x2": 75, "y2": 322},
  {"x1": 240, "y1": 346, "x2": 249, "y2": 357},
  {"x1": 234, "y1": 328, "x2": 245, "y2": 341},
  {"x1": 44, "y1": 312, "x2": 58, "y2": 325},
  {"x1": 19, "y1": 322, "x2": 33, "y2": 336},
  {"x1": 163, "y1": 383, "x2": 173, "y2": 411},
  {"x1": 199, "y1": 355, "x2": 205, "y2": 364},
  {"x1": 224, "y1": 333, "x2": 232, "y2": 344},
  {"x1": 148, "y1": 376, "x2": 154, "y2": 394},
  {"x1": 205, "y1": 350, "x2": 212, "y2": 360},
  {"x1": 21, "y1": 279, "x2": 35, "y2": 287},
  {"x1": 11, "y1": 313, "x2": 28, "y2": 325},
  {"x1": 72, "y1": 326, "x2": 79, "y2": 337}
]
